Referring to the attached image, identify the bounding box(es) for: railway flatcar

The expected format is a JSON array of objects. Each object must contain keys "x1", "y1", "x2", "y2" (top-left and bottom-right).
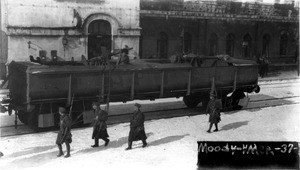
[{"x1": 1, "y1": 55, "x2": 260, "y2": 129}]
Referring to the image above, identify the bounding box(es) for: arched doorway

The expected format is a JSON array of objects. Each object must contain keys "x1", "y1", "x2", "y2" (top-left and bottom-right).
[
  {"x1": 226, "y1": 33, "x2": 235, "y2": 57},
  {"x1": 262, "y1": 34, "x2": 271, "y2": 57},
  {"x1": 183, "y1": 32, "x2": 192, "y2": 54},
  {"x1": 208, "y1": 33, "x2": 218, "y2": 56},
  {"x1": 280, "y1": 33, "x2": 288, "y2": 56},
  {"x1": 242, "y1": 34, "x2": 252, "y2": 58},
  {"x1": 88, "y1": 20, "x2": 111, "y2": 59},
  {"x1": 157, "y1": 32, "x2": 168, "y2": 59}
]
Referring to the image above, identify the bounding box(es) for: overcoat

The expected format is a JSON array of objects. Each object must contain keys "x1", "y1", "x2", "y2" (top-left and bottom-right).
[
  {"x1": 128, "y1": 110, "x2": 147, "y2": 142},
  {"x1": 56, "y1": 114, "x2": 72, "y2": 144},
  {"x1": 206, "y1": 99, "x2": 221, "y2": 124},
  {"x1": 92, "y1": 109, "x2": 109, "y2": 139}
]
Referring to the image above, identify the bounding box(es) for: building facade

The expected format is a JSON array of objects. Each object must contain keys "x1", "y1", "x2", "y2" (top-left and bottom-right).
[
  {"x1": 0, "y1": 0, "x2": 299, "y2": 79},
  {"x1": 0, "y1": 0, "x2": 140, "y2": 78},
  {"x1": 140, "y1": 0, "x2": 299, "y2": 65}
]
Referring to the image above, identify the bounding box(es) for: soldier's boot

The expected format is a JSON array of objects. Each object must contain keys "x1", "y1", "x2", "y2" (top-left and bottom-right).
[
  {"x1": 104, "y1": 138, "x2": 110, "y2": 147},
  {"x1": 125, "y1": 141, "x2": 132, "y2": 150},
  {"x1": 142, "y1": 140, "x2": 147, "y2": 148},
  {"x1": 64, "y1": 142, "x2": 71, "y2": 158},
  {"x1": 91, "y1": 138, "x2": 99, "y2": 147},
  {"x1": 57, "y1": 144, "x2": 63, "y2": 157},
  {"x1": 213, "y1": 123, "x2": 218, "y2": 132},
  {"x1": 207, "y1": 123, "x2": 213, "y2": 133}
]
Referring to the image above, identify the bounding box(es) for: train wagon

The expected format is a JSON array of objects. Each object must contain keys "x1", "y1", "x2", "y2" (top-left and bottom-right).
[{"x1": 2, "y1": 55, "x2": 260, "y2": 129}]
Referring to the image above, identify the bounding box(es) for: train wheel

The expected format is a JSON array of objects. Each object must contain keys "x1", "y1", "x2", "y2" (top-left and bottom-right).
[
  {"x1": 183, "y1": 94, "x2": 201, "y2": 108},
  {"x1": 18, "y1": 111, "x2": 28, "y2": 125},
  {"x1": 199, "y1": 92, "x2": 211, "y2": 109},
  {"x1": 201, "y1": 97, "x2": 209, "y2": 109}
]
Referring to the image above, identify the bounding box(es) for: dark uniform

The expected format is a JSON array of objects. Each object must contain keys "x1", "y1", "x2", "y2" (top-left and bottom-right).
[
  {"x1": 206, "y1": 95, "x2": 221, "y2": 133},
  {"x1": 258, "y1": 55, "x2": 269, "y2": 78},
  {"x1": 118, "y1": 52, "x2": 129, "y2": 65},
  {"x1": 126, "y1": 103, "x2": 147, "y2": 150},
  {"x1": 206, "y1": 99, "x2": 221, "y2": 124},
  {"x1": 56, "y1": 107, "x2": 72, "y2": 158},
  {"x1": 117, "y1": 45, "x2": 131, "y2": 65},
  {"x1": 91, "y1": 103, "x2": 109, "y2": 147}
]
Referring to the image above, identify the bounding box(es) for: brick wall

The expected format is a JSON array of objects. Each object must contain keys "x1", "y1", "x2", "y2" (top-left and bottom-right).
[{"x1": 140, "y1": 17, "x2": 298, "y2": 63}]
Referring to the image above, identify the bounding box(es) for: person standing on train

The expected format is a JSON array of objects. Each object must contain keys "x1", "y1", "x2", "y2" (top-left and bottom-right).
[
  {"x1": 91, "y1": 102, "x2": 110, "y2": 147},
  {"x1": 117, "y1": 45, "x2": 130, "y2": 65},
  {"x1": 56, "y1": 107, "x2": 72, "y2": 158},
  {"x1": 206, "y1": 93, "x2": 221, "y2": 133},
  {"x1": 125, "y1": 103, "x2": 147, "y2": 150}
]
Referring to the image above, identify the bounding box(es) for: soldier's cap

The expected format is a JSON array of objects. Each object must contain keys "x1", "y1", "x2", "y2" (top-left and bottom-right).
[
  {"x1": 92, "y1": 102, "x2": 100, "y2": 106},
  {"x1": 59, "y1": 107, "x2": 66, "y2": 113},
  {"x1": 134, "y1": 103, "x2": 141, "y2": 108}
]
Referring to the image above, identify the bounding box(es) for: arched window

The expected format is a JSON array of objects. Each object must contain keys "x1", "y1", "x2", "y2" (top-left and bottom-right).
[
  {"x1": 157, "y1": 32, "x2": 168, "y2": 59},
  {"x1": 88, "y1": 20, "x2": 111, "y2": 59},
  {"x1": 242, "y1": 34, "x2": 252, "y2": 58},
  {"x1": 208, "y1": 33, "x2": 218, "y2": 56},
  {"x1": 262, "y1": 34, "x2": 271, "y2": 57},
  {"x1": 183, "y1": 32, "x2": 192, "y2": 54},
  {"x1": 280, "y1": 33, "x2": 288, "y2": 56},
  {"x1": 226, "y1": 33, "x2": 235, "y2": 57}
]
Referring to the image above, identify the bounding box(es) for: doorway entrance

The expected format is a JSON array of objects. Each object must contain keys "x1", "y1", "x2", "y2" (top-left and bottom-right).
[{"x1": 88, "y1": 20, "x2": 111, "y2": 60}]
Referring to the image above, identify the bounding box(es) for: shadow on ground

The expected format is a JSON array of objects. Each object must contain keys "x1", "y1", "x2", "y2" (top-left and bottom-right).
[
  {"x1": 6, "y1": 145, "x2": 57, "y2": 158},
  {"x1": 220, "y1": 121, "x2": 249, "y2": 131},
  {"x1": 223, "y1": 93, "x2": 296, "y2": 115},
  {"x1": 5, "y1": 150, "x2": 58, "y2": 169},
  {"x1": 129, "y1": 134, "x2": 190, "y2": 150},
  {"x1": 146, "y1": 134, "x2": 189, "y2": 148}
]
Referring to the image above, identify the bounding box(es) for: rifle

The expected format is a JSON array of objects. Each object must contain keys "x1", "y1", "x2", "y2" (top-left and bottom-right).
[
  {"x1": 69, "y1": 94, "x2": 75, "y2": 117},
  {"x1": 88, "y1": 48, "x2": 133, "y2": 62},
  {"x1": 109, "y1": 47, "x2": 133, "y2": 57}
]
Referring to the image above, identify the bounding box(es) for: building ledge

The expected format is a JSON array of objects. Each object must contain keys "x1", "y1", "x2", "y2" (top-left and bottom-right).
[{"x1": 140, "y1": 0, "x2": 299, "y2": 22}]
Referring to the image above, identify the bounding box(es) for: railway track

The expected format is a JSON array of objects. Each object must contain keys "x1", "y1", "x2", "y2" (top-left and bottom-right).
[{"x1": 1, "y1": 94, "x2": 299, "y2": 137}]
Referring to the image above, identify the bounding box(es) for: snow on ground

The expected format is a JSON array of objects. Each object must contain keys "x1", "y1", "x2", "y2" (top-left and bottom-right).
[{"x1": 0, "y1": 103, "x2": 299, "y2": 170}]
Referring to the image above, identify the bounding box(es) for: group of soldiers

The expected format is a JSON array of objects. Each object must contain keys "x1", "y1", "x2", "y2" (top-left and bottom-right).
[
  {"x1": 82, "y1": 45, "x2": 132, "y2": 66},
  {"x1": 56, "y1": 83, "x2": 259, "y2": 157},
  {"x1": 56, "y1": 94, "x2": 223, "y2": 158},
  {"x1": 56, "y1": 102, "x2": 147, "y2": 158}
]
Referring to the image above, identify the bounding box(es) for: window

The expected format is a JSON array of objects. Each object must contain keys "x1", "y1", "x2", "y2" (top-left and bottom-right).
[
  {"x1": 183, "y1": 32, "x2": 192, "y2": 54},
  {"x1": 226, "y1": 33, "x2": 235, "y2": 57},
  {"x1": 280, "y1": 33, "x2": 288, "y2": 56},
  {"x1": 242, "y1": 34, "x2": 252, "y2": 58},
  {"x1": 157, "y1": 32, "x2": 168, "y2": 58},
  {"x1": 262, "y1": 34, "x2": 271, "y2": 57},
  {"x1": 208, "y1": 33, "x2": 218, "y2": 56}
]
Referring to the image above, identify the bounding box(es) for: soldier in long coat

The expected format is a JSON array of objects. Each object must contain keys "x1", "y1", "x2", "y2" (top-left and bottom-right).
[
  {"x1": 125, "y1": 103, "x2": 147, "y2": 150},
  {"x1": 91, "y1": 102, "x2": 110, "y2": 147},
  {"x1": 206, "y1": 94, "x2": 221, "y2": 133},
  {"x1": 56, "y1": 107, "x2": 72, "y2": 158}
]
